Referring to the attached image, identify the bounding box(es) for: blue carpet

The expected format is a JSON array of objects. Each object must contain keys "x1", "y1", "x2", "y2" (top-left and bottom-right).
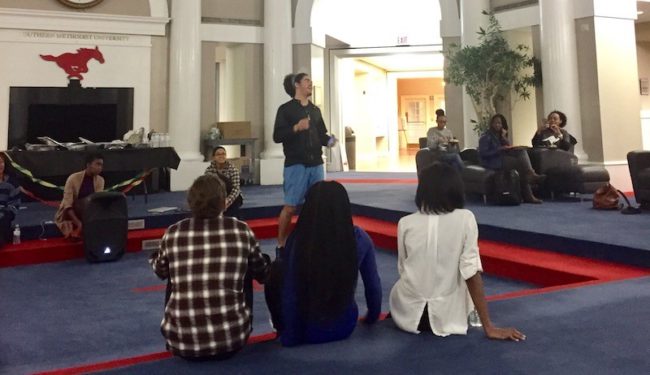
[
  {"x1": 98, "y1": 276, "x2": 650, "y2": 375},
  {"x1": 0, "y1": 239, "x2": 534, "y2": 374},
  {"x1": 12, "y1": 180, "x2": 650, "y2": 266}
]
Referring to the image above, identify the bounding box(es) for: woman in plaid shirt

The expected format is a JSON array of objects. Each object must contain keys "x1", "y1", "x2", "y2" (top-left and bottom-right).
[
  {"x1": 150, "y1": 175, "x2": 270, "y2": 360},
  {"x1": 204, "y1": 146, "x2": 243, "y2": 218}
]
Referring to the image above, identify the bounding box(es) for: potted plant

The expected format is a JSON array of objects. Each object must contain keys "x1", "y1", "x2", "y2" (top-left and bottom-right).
[{"x1": 444, "y1": 11, "x2": 538, "y2": 135}]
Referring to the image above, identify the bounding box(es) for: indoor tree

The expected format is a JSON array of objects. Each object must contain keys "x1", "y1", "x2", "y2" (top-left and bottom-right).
[{"x1": 445, "y1": 10, "x2": 538, "y2": 135}]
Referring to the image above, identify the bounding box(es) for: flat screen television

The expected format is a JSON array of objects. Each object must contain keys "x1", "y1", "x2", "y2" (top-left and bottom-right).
[{"x1": 27, "y1": 104, "x2": 118, "y2": 144}]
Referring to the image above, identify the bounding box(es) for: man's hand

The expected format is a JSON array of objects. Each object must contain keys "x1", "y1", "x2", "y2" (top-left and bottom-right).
[
  {"x1": 484, "y1": 325, "x2": 526, "y2": 342},
  {"x1": 293, "y1": 118, "x2": 310, "y2": 132},
  {"x1": 327, "y1": 135, "x2": 338, "y2": 148}
]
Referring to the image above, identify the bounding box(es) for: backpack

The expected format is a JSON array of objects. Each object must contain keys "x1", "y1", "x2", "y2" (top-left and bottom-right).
[{"x1": 489, "y1": 170, "x2": 522, "y2": 205}]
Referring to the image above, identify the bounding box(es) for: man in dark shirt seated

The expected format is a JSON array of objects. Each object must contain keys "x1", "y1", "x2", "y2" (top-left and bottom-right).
[{"x1": 54, "y1": 152, "x2": 105, "y2": 239}]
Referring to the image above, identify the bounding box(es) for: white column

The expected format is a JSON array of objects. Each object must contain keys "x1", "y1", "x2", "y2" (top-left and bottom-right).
[
  {"x1": 260, "y1": 0, "x2": 293, "y2": 184},
  {"x1": 168, "y1": 0, "x2": 202, "y2": 161},
  {"x1": 460, "y1": 0, "x2": 490, "y2": 148},
  {"x1": 539, "y1": 0, "x2": 587, "y2": 160}
]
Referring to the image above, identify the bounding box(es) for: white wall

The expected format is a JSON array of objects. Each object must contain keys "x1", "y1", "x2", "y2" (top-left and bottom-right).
[
  {"x1": 0, "y1": 29, "x2": 152, "y2": 149},
  {"x1": 504, "y1": 28, "x2": 538, "y2": 147}
]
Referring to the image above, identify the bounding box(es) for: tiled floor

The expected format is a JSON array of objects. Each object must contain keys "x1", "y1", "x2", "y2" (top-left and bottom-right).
[{"x1": 354, "y1": 146, "x2": 418, "y2": 172}]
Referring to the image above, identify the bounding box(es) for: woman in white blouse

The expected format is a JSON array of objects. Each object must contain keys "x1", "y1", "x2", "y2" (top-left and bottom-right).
[{"x1": 389, "y1": 163, "x2": 525, "y2": 341}]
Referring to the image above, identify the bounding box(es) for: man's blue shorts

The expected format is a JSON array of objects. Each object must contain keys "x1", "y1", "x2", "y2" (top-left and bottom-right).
[{"x1": 283, "y1": 164, "x2": 324, "y2": 206}]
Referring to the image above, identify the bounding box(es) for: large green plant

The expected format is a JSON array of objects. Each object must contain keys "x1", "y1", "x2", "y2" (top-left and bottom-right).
[{"x1": 445, "y1": 11, "x2": 538, "y2": 135}]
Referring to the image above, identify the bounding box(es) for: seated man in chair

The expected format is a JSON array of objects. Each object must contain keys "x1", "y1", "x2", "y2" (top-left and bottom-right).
[
  {"x1": 55, "y1": 152, "x2": 105, "y2": 239},
  {"x1": 425, "y1": 115, "x2": 464, "y2": 171}
]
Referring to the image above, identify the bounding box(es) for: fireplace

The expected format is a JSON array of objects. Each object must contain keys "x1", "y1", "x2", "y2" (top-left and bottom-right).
[{"x1": 8, "y1": 83, "x2": 133, "y2": 148}]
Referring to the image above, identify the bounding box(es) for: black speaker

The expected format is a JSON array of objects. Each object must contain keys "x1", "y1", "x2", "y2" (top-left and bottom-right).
[{"x1": 82, "y1": 192, "x2": 128, "y2": 262}]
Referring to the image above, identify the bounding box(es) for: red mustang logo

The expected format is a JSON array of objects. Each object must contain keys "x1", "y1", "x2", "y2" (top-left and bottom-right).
[{"x1": 40, "y1": 46, "x2": 105, "y2": 80}]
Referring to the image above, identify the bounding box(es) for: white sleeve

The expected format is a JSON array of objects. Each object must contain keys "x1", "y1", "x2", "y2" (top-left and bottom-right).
[
  {"x1": 459, "y1": 212, "x2": 483, "y2": 280},
  {"x1": 397, "y1": 218, "x2": 407, "y2": 276}
]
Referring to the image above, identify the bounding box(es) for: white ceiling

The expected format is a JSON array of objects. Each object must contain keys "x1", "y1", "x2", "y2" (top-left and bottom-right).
[{"x1": 355, "y1": 2, "x2": 650, "y2": 73}]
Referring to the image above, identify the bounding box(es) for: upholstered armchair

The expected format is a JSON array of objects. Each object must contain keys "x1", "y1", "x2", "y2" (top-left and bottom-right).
[
  {"x1": 627, "y1": 150, "x2": 650, "y2": 209},
  {"x1": 528, "y1": 148, "x2": 609, "y2": 197},
  {"x1": 415, "y1": 148, "x2": 438, "y2": 176}
]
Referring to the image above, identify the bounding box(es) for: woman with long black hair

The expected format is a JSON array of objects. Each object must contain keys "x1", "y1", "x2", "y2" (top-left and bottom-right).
[{"x1": 265, "y1": 180, "x2": 382, "y2": 346}]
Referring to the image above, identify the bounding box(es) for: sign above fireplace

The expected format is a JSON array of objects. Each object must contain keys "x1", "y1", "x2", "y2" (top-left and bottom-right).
[{"x1": 40, "y1": 46, "x2": 105, "y2": 81}]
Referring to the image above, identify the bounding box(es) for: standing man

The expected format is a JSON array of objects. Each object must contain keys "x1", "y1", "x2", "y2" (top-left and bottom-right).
[
  {"x1": 54, "y1": 152, "x2": 105, "y2": 239},
  {"x1": 273, "y1": 73, "x2": 337, "y2": 252}
]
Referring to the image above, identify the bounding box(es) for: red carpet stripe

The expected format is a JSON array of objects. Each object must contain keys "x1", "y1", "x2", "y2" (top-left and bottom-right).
[{"x1": 33, "y1": 333, "x2": 279, "y2": 375}]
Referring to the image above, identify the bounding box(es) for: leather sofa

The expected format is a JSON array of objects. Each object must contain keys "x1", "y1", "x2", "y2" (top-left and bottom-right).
[{"x1": 627, "y1": 150, "x2": 650, "y2": 209}]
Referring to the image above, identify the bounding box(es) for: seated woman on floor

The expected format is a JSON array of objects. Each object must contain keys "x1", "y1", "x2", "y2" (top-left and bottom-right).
[
  {"x1": 478, "y1": 114, "x2": 545, "y2": 204},
  {"x1": 390, "y1": 162, "x2": 525, "y2": 341},
  {"x1": 149, "y1": 175, "x2": 270, "y2": 361},
  {"x1": 532, "y1": 110, "x2": 577, "y2": 152},
  {"x1": 265, "y1": 180, "x2": 382, "y2": 347},
  {"x1": 54, "y1": 152, "x2": 104, "y2": 239},
  {"x1": 204, "y1": 146, "x2": 243, "y2": 218},
  {"x1": 0, "y1": 154, "x2": 21, "y2": 246}
]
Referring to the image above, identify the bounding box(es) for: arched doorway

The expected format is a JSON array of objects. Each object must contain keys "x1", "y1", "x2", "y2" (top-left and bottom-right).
[{"x1": 297, "y1": 0, "x2": 448, "y2": 172}]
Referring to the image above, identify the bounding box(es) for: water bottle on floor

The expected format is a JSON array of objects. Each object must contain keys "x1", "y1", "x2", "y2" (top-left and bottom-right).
[
  {"x1": 12, "y1": 224, "x2": 21, "y2": 245},
  {"x1": 468, "y1": 309, "x2": 482, "y2": 327}
]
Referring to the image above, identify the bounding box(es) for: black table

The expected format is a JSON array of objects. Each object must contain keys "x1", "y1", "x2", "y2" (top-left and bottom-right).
[{"x1": 5, "y1": 147, "x2": 181, "y2": 200}]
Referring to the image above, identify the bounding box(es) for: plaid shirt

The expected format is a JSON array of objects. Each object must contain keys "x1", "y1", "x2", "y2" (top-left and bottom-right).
[
  {"x1": 204, "y1": 161, "x2": 242, "y2": 208},
  {"x1": 149, "y1": 216, "x2": 270, "y2": 357}
]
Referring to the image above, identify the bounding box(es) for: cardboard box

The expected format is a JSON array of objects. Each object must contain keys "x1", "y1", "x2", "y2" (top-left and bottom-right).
[
  {"x1": 217, "y1": 121, "x2": 251, "y2": 139},
  {"x1": 228, "y1": 157, "x2": 250, "y2": 170},
  {"x1": 228, "y1": 157, "x2": 251, "y2": 179}
]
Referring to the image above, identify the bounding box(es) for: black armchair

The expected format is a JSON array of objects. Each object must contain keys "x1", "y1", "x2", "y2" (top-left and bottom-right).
[
  {"x1": 528, "y1": 148, "x2": 609, "y2": 197},
  {"x1": 415, "y1": 148, "x2": 437, "y2": 176},
  {"x1": 627, "y1": 150, "x2": 650, "y2": 209}
]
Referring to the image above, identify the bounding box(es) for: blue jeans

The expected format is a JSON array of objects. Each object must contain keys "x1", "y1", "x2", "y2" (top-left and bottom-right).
[{"x1": 439, "y1": 153, "x2": 464, "y2": 172}]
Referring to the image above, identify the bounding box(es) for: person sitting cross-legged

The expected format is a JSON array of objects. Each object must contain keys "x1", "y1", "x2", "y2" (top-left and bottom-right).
[{"x1": 54, "y1": 152, "x2": 104, "y2": 239}]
